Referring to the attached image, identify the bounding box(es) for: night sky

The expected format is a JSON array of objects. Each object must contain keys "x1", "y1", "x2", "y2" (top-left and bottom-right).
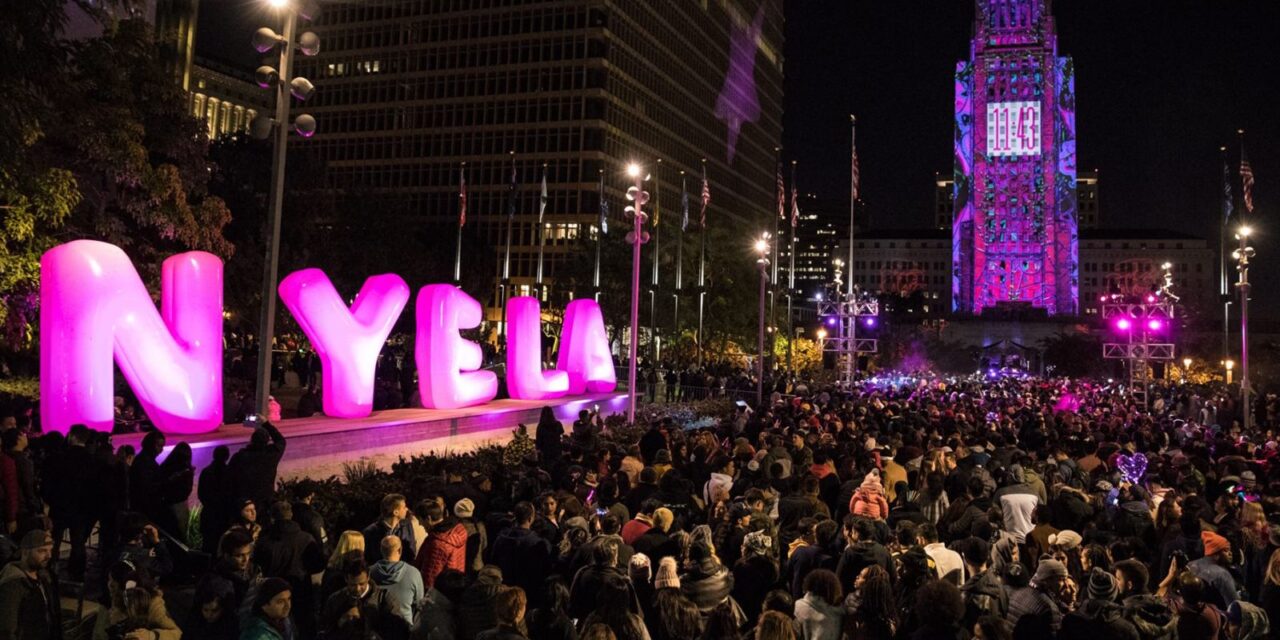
[{"x1": 197, "y1": 1, "x2": 1280, "y2": 314}]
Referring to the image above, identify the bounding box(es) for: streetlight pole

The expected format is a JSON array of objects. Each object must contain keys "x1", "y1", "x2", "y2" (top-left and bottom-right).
[
  {"x1": 1234, "y1": 225, "x2": 1255, "y2": 431},
  {"x1": 250, "y1": 0, "x2": 318, "y2": 416},
  {"x1": 624, "y1": 164, "x2": 650, "y2": 424},
  {"x1": 755, "y1": 233, "x2": 771, "y2": 407}
]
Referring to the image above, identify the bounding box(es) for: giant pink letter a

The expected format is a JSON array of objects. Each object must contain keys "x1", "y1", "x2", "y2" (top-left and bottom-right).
[{"x1": 40, "y1": 241, "x2": 223, "y2": 434}]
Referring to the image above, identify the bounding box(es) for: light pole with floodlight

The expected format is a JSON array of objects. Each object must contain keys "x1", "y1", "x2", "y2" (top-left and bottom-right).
[
  {"x1": 755, "y1": 233, "x2": 771, "y2": 406},
  {"x1": 624, "y1": 163, "x2": 650, "y2": 424},
  {"x1": 250, "y1": 0, "x2": 320, "y2": 416},
  {"x1": 1234, "y1": 225, "x2": 1255, "y2": 431},
  {"x1": 1182, "y1": 357, "x2": 1192, "y2": 383}
]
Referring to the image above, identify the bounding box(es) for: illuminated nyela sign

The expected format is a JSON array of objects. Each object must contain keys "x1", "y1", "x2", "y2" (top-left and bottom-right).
[{"x1": 39, "y1": 240, "x2": 616, "y2": 435}]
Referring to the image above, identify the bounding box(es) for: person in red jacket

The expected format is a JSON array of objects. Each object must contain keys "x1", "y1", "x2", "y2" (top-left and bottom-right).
[{"x1": 413, "y1": 502, "x2": 467, "y2": 588}]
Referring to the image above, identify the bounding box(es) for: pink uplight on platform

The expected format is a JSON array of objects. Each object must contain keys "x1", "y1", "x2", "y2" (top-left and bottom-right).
[
  {"x1": 415, "y1": 285, "x2": 498, "y2": 409},
  {"x1": 505, "y1": 297, "x2": 569, "y2": 400},
  {"x1": 1114, "y1": 317, "x2": 1133, "y2": 332},
  {"x1": 557, "y1": 299, "x2": 617, "y2": 394},
  {"x1": 1146, "y1": 318, "x2": 1164, "y2": 332},
  {"x1": 278, "y1": 269, "x2": 409, "y2": 418},
  {"x1": 40, "y1": 241, "x2": 224, "y2": 434}
]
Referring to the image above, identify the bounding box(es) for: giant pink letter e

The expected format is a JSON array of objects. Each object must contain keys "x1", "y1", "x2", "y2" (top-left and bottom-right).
[{"x1": 40, "y1": 240, "x2": 224, "y2": 434}]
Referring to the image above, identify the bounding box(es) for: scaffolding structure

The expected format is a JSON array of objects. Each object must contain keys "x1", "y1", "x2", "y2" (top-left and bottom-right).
[
  {"x1": 817, "y1": 281, "x2": 879, "y2": 389},
  {"x1": 1101, "y1": 299, "x2": 1176, "y2": 410}
]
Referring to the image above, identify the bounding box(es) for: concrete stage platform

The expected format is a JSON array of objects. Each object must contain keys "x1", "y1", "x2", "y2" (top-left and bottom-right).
[{"x1": 115, "y1": 392, "x2": 630, "y2": 482}]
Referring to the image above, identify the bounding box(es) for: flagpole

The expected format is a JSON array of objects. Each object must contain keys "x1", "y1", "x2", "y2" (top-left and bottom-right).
[
  {"x1": 848, "y1": 115, "x2": 857, "y2": 297},
  {"x1": 594, "y1": 169, "x2": 604, "y2": 301},
  {"x1": 535, "y1": 162, "x2": 547, "y2": 295},
  {"x1": 454, "y1": 162, "x2": 465, "y2": 283},
  {"x1": 1221, "y1": 145, "x2": 1231, "y2": 360},
  {"x1": 697, "y1": 159, "x2": 708, "y2": 368},
  {"x1": 787, "y1": 160, "x2": 797, "y2": 375},
  {"x1": 501, "y1": 151, "x2": 515, "y2": 341},
  {"x1": 675, "y1": 171, "x2": 686, "y2": 354},
  {"x1": 770, "y1": 149, "x2": 781, "y2": 355},
  {"x1": 650, "y1": 159, "x2": 662, "y2": 363}
]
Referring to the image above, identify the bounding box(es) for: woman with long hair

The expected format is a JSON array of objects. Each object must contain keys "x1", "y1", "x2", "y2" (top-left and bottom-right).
[
  {"x1": 580, "y1": 574, "x2": 650, "y2": 640},
  {"x1": 794, "y1": 569, "x2": 843, "y2": 640},
  {"x1": 92, "y1": 562, "x2": 181, "y2": 640},
  {"x1": 845, "y1": 565, "x2": 896, "y2": 640},
  {"x1": 753, "y1": 611, "x2": 796, "y2": 640},
  {"x1": 1259, "y1": 549, "x2": 1280, "y2": 633},
  {"x1": 527, "y1": 577, "x2": 577, "y2": 640},
  {"x1": 321, "y1": 533, "x2": 365, "y2": 603},
  {"x1": 701, "y1": 600, "x2": 743, "y2": 640},
  {"x1": 652, "y1": 586, "x2": 703, "y2": 640}
]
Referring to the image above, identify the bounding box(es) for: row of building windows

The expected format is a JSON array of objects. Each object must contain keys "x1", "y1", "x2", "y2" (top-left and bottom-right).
[
  {"x1": 190, "y1": 93, "x2": 257, "y2": 139},
  {"x1": 314, "y1": 125, "x2": 593, "y2": 164},
  {"x1": 313, "y1": 96, "x2": 598, "y2": 135}
]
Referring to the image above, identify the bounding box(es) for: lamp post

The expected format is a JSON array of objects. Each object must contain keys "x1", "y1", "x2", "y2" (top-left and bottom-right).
[
  {"x1": 1234, "y1": 225, "x2": 1255, "y2": 431},
  {"x1": 755, "y1": 233, "x2": 771, "y2": 406},
  {"x1": 1182, "y1": 357, "x2": 1192, "y2": 383},
  {"x1": 1224, "y1": 359, "x2": 1235, "y2": 385},
  {"x1": 249, "y1": 0, "x2": 320, "y2": 416},
  {"x1": 624, "y1": 163, "x2": 650, "y2": 424}
]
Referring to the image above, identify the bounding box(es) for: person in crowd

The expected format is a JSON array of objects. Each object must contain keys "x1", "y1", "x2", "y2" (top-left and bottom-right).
[
  {"x1": 733, "y1": 530, "x2": 779, "y2": 624},
  {"x1": 459, "y1": 565, "x2": 506, "y2": 640},
  {"x1": 1190, "y1": 530, "x2": 1239, "y2": 609},
  {"x1": 156, "y1": 441, "x2": 195, "y2": 538},
  {"x1": 920, "y1": 521, "x2": 965, "y2": 585},
  {"x1": 256, "y1": 501, "x2": 325, "y2": 636},
  {"x1": 291, "y1": 480, "x2": 328, "y2": 553},
  {"x1": 535, "y1": 406, "x2": 565, "y2": 464},
  {"x1": 199, "y1": 445, "x2": 235, "y2": 554},
  {"x1": 415, "y1": 501, "x2": 468, "y2": 588},
  {"x1": 186, "y1": 576, "x2": 240, "y2": 640},
  {"x1": 92, "y1": 562, "x2": 181, "y2": 640},
  {"x1": 372, "y1": 535, "x2": 425, "y2": 627},
  {"x1": 45, "y1": 424, "x2": 94, "y2": 578},
  {"x1": 834, "y1": 515, "x2": 891, "y2": 595},
  {"x1": 453, "y1": 498, "x2": 487, "y2": 576},
  {"x1": 364, "y1": 493, "x2": 418, "y2": 564},
  {"x1": 241, "y1": 577, "x2": 296, "y2": 640},
  {"x1": 579, "y1": 573, "x2": 649, "y2": 640},
  {"x1": 914, "y1": 579, "x2": 967, "y2": 640},
  {"x1": 794, "y1": 568, "x2": 843, "y2": 640},
  {"x1": 228, "y1": 421, "x2": 288, "y2": 523},
  {"x1": 196, "y1": 528, "x2": 263, "y2": 614},
  {"x1": 476, "y1": 586, "x2": 528, "y2": 640},
  {"x1": 321, "y1": 554, "x2": 408, "y2": 640},
  {"x1": 490, "y1": 501, "x2": 554, "y2": 607},
  {"x1": 526, "y1": 577, "x2": 576, "y2": 640},
  {"x1": 681, "y1": 540, "x2": 735, "y2": 613},
  {"x1": 112, "y1": 513, "x2": 175, "y2": 581},
  {"x1": 1008, "y1": 557, "x2": 1071, "y2": 637},
  {"x1": 128, "y1": 431, "x2": 165, "y2": 527},
  {"x1": 0, "y1": 529, "x2": 60, "y2": 640}
]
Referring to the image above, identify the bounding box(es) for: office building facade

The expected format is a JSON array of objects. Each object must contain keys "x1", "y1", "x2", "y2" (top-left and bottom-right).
[{"x1": 292, "y1": 0, "x2": 784, "y2": 320}]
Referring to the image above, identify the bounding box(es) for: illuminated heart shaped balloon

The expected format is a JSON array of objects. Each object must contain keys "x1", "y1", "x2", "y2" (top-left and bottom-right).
[{"x1": 1116, "y1": 453, "x2": 1148, "y2": 484}]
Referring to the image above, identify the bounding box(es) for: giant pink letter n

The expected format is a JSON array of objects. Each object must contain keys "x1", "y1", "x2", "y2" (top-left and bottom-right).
[
  {"x1": 278, "y1": 270, "x2": 409, "y2": 418},
  {"x1": 415, "y1": 285, "x2": 497, "y2": 409},
  {"x1": 40, "y1": 240, "x2": 223, "y2": 434}
]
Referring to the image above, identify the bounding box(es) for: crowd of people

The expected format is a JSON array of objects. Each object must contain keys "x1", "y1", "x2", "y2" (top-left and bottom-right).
[{"x1": 2, "y1": 373, "x2": 1280, "y2": 640}]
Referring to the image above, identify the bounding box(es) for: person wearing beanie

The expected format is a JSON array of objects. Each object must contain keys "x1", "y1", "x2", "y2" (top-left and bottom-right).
[
  {"x1": 732, "y1": 530, "x2": 779, "y2": 624},
  {"x1": 848, "y1": 470, "x2": 890, "y2": 521},
  {"x1": 1190, "y1": 530, "x2": 1239, "y2": 609},
  {"x1": 1008, "y1": 557, "x2": 1069, "y2": 636},
  {"x1": 1058, "y1": 568, "x2": 1138, "y2": 640},
  {"x1": 654, "y1": 556, "x2": 681, "y2": 590},
  {"x1": 453, "y1": 498, "x2": 488, "y2": 575}
]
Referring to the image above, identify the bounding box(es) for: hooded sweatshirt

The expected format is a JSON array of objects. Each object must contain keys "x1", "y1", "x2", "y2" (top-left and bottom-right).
[{"x1": 369, "y1": 559, "x2": 424, "y2": 625}]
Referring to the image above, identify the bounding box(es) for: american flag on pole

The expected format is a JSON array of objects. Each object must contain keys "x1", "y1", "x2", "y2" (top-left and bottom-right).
[
  {"x1": 791, "y1": 174, "x2": 800, "y2": 228},
  {"x1": 776, "y1": 162, "x2": 785, "y2": 222},
  {"x1": 458, "y1": 164, "x2": 467, "y2": 227},
  {"x1": 1223, "y1": 153, "x2": 1234, "y2": 224},
  {"x1": 1242, "y1": 144, "x2": 1256, "y2": 214},
  {"x1": 538, "y1": 166, "x2": 548, "y2": 223},
  {"x1": 598, "y1": 172, "x2": 609, "y2": 235},
  {"x1": 851, "y1": 123, "x2": 861, "y2": 203},
  {"x1": 681, "y1": 176, "x2": 690, "y2": 231},
  {"x1": 700, "y1": 164, "x2": 710, "y2": 228}
]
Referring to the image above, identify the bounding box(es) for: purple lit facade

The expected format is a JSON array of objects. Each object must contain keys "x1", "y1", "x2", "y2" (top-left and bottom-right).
[{"x1": 953, "y1": 0, "x2": 1078, "y2": 315}]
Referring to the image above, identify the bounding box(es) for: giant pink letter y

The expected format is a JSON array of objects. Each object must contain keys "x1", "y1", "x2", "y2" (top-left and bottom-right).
[
  {"x1": 415, "y1": 285, "x2": 498, "y2": 409},
  {"x1": 505, "y1": 296, "x2": 569, "y2": 400},
  {"x1": 556, "y1": 299, "x2": 617, "y2": 394},
  {"x1": 40, "y1": 240, "x2": 223, "y2": 434},
  {"x1": 278, "y1": 270, "x2": 409, "y2": 418}
]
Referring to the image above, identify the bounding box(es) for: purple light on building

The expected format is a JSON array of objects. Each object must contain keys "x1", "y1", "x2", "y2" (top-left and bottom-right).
[{"x1": 952, "y1": 0, "x2": 1078, "y2": 315}]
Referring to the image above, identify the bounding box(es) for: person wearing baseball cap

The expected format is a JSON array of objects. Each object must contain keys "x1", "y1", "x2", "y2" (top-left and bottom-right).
[
  {"x1": 1189, "y1": 531, "x2": 1239, "y2": 608},
  {"x1": 0, "y1": 529, "x2": 60, "y2": 639}
]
